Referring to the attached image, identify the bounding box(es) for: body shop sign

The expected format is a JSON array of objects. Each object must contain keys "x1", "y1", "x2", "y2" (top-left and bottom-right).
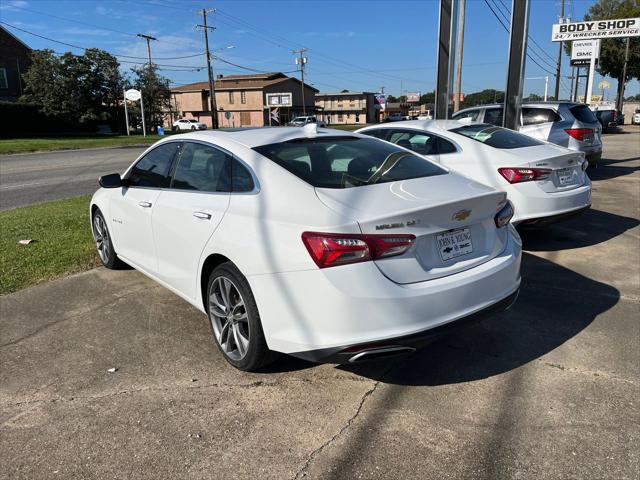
[{"x1": 552, "y1": 18, "x2": 640, "y2": 41}]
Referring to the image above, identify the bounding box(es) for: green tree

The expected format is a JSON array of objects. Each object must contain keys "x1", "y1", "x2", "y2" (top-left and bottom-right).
[
  {"x1": 386, "y1": 94, "x2": 399, "y2": 103},
  {"x1": 420, "y1": 91, "x2": 435, "y2": 104},
  {"x1": 584, "y1": 0, "x2": 640, "y2": 108},
  {"x1": 525, "y1": 93, "x2": 543, "y2": 101},
  {"x1": 130, "y1": 64, "x2": 171, "y2": 133},
  {"x1": 461, "y1": 89, "x2": 504, "y2": 107},
  {"x1": 22, "y1": 48, "x2": 123, "y2": 127}
]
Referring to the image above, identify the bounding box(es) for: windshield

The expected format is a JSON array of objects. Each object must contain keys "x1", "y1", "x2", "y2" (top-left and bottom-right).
[
  {"x1": 253, "y1": 136, "x2": 446, "y2": 189},
  {"x1": 451, "y1": 124, "x2": 543, "y2": 149}
]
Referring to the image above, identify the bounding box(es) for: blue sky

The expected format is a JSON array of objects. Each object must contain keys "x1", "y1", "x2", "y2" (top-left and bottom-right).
[{"x1": 1, "y1": 0, "x2": 638, "y2": 99}]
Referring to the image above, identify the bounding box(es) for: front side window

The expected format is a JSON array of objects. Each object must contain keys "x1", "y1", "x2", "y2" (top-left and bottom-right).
[
  {"x1": 483, "y1": 108, "x2": 504, "y2": 126},
  {"x1": 522, "y1": 108, "x2": 560, "y2": 126},
  {"x1": 172, "y1": 142, "x2": 231, "y2": 192},
  {"x1": 253, "y1": 136, "x2": 446, "y2": 189},
  {"x1": 127, "y1": 142, "x2": 179, "y2": 188},
  {"x1": 451, "y1": 124, "x2": 543, "y2": 149}
]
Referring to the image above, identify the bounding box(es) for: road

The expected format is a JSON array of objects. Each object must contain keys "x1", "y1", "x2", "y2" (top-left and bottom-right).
[
  {"x1": 0, "y1": 147, "x2": 146, "y2": 211},
  {"x1": 1, "y1": 129, "x2": 639, "y2": 479}
]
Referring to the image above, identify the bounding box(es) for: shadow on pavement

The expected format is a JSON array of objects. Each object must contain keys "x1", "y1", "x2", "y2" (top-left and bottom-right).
[
  {"x1": 519, "y1": 208, "x2": 639, "y2": 252},
  {"x1": 588, "y1": 157, "x2": 639, "y2": 182},
  {"x1": 340, "y1": 253, "x2": 619, "y2": 386}
]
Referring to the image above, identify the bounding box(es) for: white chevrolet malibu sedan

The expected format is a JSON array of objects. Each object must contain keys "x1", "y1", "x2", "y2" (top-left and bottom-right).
[
  {"x1": 91, "y1": 125, "x2": 521, "y2": 371},
  {"x1": 358, "y1": 120, "x2": 592, "y2": 226}
]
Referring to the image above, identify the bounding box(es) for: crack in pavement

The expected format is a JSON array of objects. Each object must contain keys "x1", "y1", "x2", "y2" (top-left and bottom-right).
[{"x1": 292, "y1": 379, "x2": 381, "y2": 480}]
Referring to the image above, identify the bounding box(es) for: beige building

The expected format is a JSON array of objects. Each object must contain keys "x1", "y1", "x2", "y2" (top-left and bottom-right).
[
  {"x1": 170, "y1": 72, "x2": 317, "y2": 128},
  {"x1": 315, "y1": 92, "x2": 377, "y2": 125}
]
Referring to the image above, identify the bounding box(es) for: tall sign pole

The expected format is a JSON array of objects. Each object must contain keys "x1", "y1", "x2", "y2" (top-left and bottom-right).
[
  {"x1": 435, "y1": 0, "x2": 458, "y2": 119},
  {"x1": 197, "y1": 9, "x2": 219, "y2": 129},
  {"x1": 554, "y1": 0, "x2": 565, "y2": 100},
  {"x1": 585, "y1": 40, "x2": 599, "y2": 105},
  {"x1": 123, "y1": 89, "x2": 130, "y2": 136},
  {"x1": 503, "y1": 0, "x2": 530, "y2": 130},
  {"x1": 453, "y1": 0, "x2": 465, "y2": 113}
]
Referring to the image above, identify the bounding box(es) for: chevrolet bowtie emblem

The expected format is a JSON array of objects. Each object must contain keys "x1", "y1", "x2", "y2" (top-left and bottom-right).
[{"x1": 452, "y1": 209, "x2": 471, "y2": 221}]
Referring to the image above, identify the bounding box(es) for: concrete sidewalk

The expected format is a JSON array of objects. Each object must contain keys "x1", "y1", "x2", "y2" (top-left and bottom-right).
[{"x1": 1, "y1": 130, "x2": 638, "y2": 479}]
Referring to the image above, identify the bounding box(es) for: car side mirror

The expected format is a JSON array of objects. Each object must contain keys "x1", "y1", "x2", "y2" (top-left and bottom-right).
[{"x1": 99, "y1": 173, "x2": 122, "y2": 188}]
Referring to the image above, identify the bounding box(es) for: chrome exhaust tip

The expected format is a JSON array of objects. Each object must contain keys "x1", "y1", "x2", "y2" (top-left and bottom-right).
[{"x1": 348, "y1": 346, "x2": 416, "y2": 363}]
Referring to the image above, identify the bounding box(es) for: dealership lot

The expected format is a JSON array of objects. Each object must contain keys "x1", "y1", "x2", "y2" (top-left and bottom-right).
[{"x1": 1, "y1": 128, "x2": 638, "y2": 479}]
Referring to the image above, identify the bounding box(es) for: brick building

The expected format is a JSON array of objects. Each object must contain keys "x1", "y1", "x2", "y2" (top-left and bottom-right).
[
  {"x1": 315, "y1": 92, "x2": 377, "y2": 125},
  {"x1": 170, "y1": 72, "x2": 318, "y2": 128},
  {"x1": 0, "y1": 26, "x2": 31, "y2": 101}
]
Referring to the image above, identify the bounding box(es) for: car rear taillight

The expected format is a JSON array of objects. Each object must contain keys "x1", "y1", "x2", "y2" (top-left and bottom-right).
[
  {"x1": 564, "y1": 128, "x2": 594, "y2": 141},
  {"x1": 301, "y1": 232, "x2": 415, "y2": 269},
  {"x1": 494, "y1": 201, "x2": 514, "y2": 228},
  {"x1": 498, "y1": 167, "x2": 552, "y2": 183}
]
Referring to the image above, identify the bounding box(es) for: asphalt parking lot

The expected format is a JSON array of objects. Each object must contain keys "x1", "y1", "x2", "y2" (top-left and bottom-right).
[{"x1": 1, "y1": 127, "x2": 638, "y2": 479}]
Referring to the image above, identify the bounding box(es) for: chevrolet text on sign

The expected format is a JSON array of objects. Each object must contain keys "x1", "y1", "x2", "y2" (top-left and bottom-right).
[{"x1": 552, "y1": 18, "x2": 640, "y2": 41}]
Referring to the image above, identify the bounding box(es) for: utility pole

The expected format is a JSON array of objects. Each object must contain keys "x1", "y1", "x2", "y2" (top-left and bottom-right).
[
  {"x1": 136, "y1": 33, "x2": 157, "y2": 66},
  {"x1": 293, "y1": 48, "x2": 308, "y2": 116},
  {"x1": 554, "y1": 0, "x2": 565, "y2": 100},
  {"x1": 453, "y1": 0, "x2": 465, "y2": 113},
  {"x1": 197, "y1": 9, "x2": 218, "y2": 129},
  {"x1": 617, "y1": 37, "x2": 630, "y2": 111}
]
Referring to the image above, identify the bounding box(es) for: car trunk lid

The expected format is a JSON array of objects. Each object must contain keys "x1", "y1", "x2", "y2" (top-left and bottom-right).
[{"x1": 315, "y1": 174, "x2": 508, "y2": 284}]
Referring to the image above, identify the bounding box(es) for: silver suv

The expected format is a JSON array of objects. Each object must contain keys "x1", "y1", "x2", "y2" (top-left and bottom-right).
[{"x1": 451, "y1": 102, "x2": 602, "y2": 167}]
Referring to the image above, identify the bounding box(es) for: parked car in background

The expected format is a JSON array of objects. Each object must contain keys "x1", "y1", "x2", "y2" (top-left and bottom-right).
[
  {"x1": 589, "y1": 104, "x2": 618, "y2": 130},
  {"x1": 633, "y1": 109, "x2": 640, "y2": 125},
  {"x1": 288, "y1": 116, "x2": 327, "y2": 127},
  {"x1": 451, "y1": 102, "x2": 602, "y2": 167},
  {"x1": 385, "y1": 113, "x2": 405, "y2": 122},
  {"x1": 173, "y1": 118, "x2": 207, "y2": 131},
  {"x1": 91, "y1": 126, "x2": 521, "y2": 371},
  {"x1": 358, "y1": 120, "x2": 591, "y2": 226}
]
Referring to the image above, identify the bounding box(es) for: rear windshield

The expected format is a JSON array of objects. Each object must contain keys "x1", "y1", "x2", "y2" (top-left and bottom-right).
[
  {"x1": 253, "y1": 136, "x2": 447, "y2": 189},
  {"x1": 569, "y1": 105, "x2": 598, "y2": 123},
  {"x1": 451, "y1": 124, "x2": 543, "y2": 149}
]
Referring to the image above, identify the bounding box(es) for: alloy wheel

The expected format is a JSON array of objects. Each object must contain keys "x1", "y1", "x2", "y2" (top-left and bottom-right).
[
  {"x1": 93, "y1": 214, "x2": 111, "y2": 264},
  {"x1": 208, "y1": 276, "x2": 250, "y2": 361}
]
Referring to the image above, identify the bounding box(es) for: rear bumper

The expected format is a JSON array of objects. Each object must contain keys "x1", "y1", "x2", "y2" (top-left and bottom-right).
[
  {"x1": 518, "y1": 204, "x2": 590, "y2": 227},
  {"x1": 248, "y1": 226, "x2": 522, "y2": 359},
  {"x1": 510, "y1": 181, "x2": 592, "y2": 225}
]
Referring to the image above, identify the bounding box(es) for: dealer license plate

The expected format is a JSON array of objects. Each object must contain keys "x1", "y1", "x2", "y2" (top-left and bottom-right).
[
  {"x1": 437, "y1": 228, "x2": 473, "y2": 262},
  {"x1": 557, "y1": 167, "x2": 576, "y2": 186}
]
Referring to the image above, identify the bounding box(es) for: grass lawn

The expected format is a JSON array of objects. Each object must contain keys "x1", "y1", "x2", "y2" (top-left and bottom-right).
[
  {"x1": 0, "y1": 135, "x2": 162, "y2": 155},
  {"x1": 0, "y1": 196, "x2": 99, "y2": 295}
]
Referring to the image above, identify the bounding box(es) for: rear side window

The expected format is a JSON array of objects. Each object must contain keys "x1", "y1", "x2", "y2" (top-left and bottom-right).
[
  {"x1": 451, "y1": 124, "x2": 543, "y2": 149},
  {"x1": 569, "y1": 105, "x2": 598, "y2": 123},
  {"x1": 172, "y1": 142, "x2": 231, "y2": 192},
  {"x1": 483, "y1": 108, "x2": 504, "y2": 126},
  {"x1": 253, "y1": 136, "x2": 446, "y2": 189},
  {"x1": 388, "y1": 130, "x2": 438, "y2": 155},
  {"x1": 128, "y1": 142, "x2": 179, "y2": 188},
  {"x1": 232, "y1": 160, "x2": 255, "y2": 192},
  {"x1": 452, "y1": 109, "x2": 481, "y2": 121},
  {"x1": 522, "y1": 108, "x2": 561, "y2": 126}
]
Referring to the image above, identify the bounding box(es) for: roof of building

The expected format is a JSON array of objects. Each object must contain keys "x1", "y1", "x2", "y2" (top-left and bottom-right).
[
  {"x1": 316, "y1": 91, "x2": 374, "y2": 96},
  {"x1": 0, "y1": 25, "x2": 32, "y2": 51},
  {"x1": 172, "y1": 72, "x2": 318, "y2": 93}
]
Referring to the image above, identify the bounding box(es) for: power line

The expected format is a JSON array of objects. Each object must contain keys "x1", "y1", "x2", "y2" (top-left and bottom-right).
[{"x1": 0, "y1": 21, "x2": 205, "y2": 60}]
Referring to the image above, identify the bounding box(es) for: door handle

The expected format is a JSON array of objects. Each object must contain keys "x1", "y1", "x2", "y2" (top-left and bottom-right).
[
  {"x1": 193, "y1": 211, "x2": 212, "y2": 220},
  {"x1": 138, "y1": 201, "x2": 152, "y2": 208}
]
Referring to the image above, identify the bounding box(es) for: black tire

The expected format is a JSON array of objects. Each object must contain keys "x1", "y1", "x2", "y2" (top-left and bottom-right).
[
  {"x1": 206, "y1": 262, "x2": 275, "y2": 371},
  {"x1": 191, "y1": 125, "x2": 196, "y2": 131},
  {"x1": 92, "y1": 209, "x2": 125, "y2": 269}
]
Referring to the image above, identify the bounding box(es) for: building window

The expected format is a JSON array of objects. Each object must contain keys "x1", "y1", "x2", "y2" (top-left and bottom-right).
[
  {"x1": 0, "y1": 68, "x2": 7, "y2": 89},
  {"x1": 338, "y1": 113, "x2": 343, "y2": 122},
  {"x1": 241, "y1": 91, "x2": 246, "y2": 104},
  {"x1": 228, "y1": 91, "x2": 234, "y2": 104}
]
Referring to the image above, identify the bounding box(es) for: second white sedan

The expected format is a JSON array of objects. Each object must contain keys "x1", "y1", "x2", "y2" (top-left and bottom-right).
[
  {"x1": 358, "y1": 120, "x2": 592, "y2": 225},
  {"x1": 173, "y1": 118, "x2": 207, "y2": 131}
]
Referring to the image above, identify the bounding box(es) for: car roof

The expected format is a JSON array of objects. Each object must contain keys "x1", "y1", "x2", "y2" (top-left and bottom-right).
[
  {"x1": 361, "y1": 119, "x2": 471, "y2": 132},
  {"x1": 158, "y1": 126, "x2": 361, "y2": 148},
  {"x1": 455, "y1": 101, "x2": 582, "y2": 113}
]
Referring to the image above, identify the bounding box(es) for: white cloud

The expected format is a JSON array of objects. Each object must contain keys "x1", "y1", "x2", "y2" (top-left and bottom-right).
[{"x1": 0, "y1": 0, "x2": 28, "y2": 11}]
